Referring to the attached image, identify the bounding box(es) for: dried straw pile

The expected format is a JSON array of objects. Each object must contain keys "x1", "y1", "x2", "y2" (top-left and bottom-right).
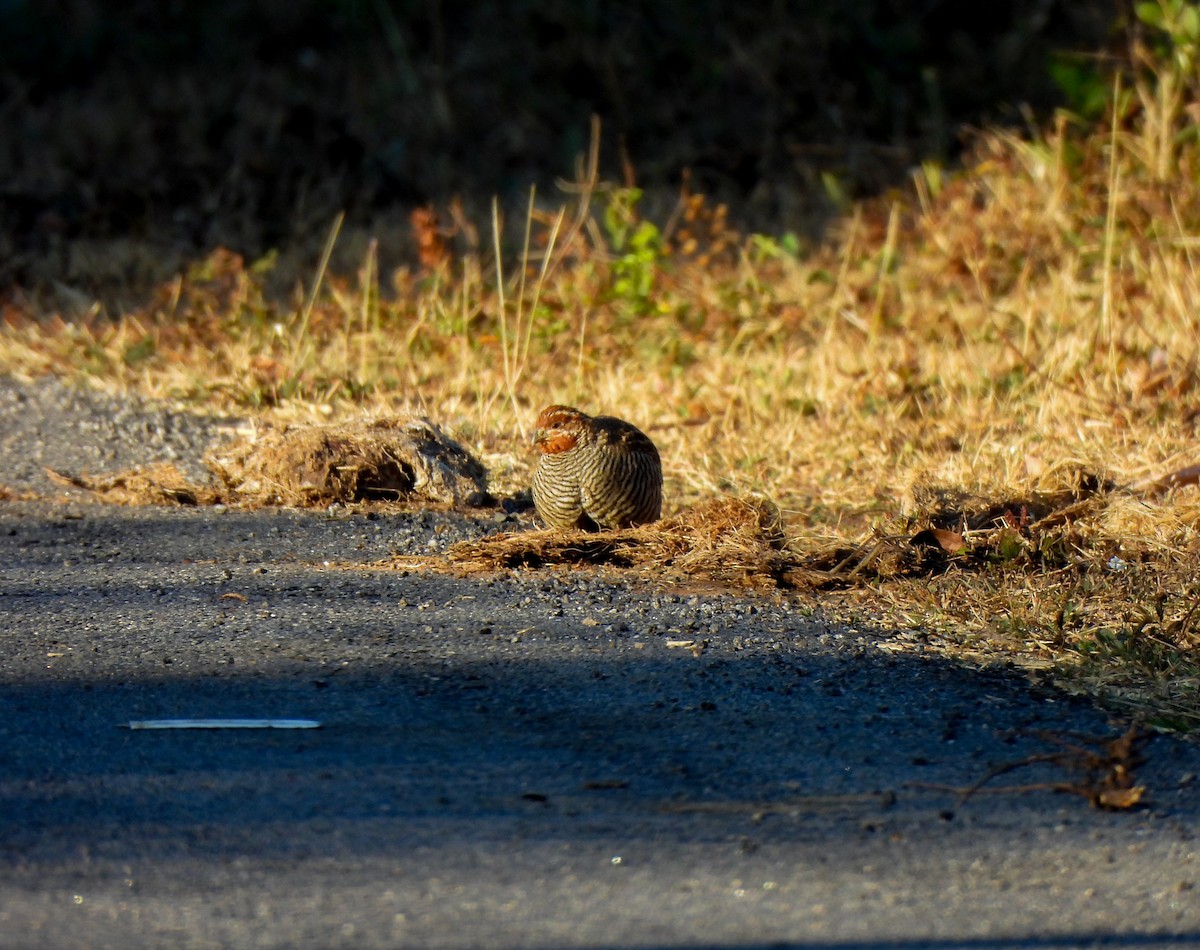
[
  {"x1": 443, "y1": 496, "x2": 791, "y2": 589},
  {"x1": 45, "y1": 417, "x2": 490, "y2": 508},
  {"x1": 206, "y1": 418, "x2": 489, "y2": 506}
]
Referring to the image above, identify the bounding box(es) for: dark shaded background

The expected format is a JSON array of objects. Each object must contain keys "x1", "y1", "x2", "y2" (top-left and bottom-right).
[{"x1": 0, "y1": 0, "x2": 1121, "y2": 296}]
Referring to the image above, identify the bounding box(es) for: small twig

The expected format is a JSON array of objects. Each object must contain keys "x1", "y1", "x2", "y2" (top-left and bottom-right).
[
  {"x1": 920, "y1": 752, "x2": 1069, "y2": 806},
  {"x1": 824, "y1": 534, "x2": 908, "y2": 578}
]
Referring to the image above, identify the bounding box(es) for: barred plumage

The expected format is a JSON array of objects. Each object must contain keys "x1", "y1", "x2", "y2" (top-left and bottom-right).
[{"x1": 531, "y1": 405, "x2": 662, "y2": 531}]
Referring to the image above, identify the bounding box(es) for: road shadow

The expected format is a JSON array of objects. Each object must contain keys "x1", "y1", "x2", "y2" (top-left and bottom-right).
[{"x1": 1, "y1": 577, "x2": 1193, "y2": 860}]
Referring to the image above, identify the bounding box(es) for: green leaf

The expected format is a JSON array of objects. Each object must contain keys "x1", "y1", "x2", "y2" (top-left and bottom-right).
[
  {"x1": 1181, "y1": 3, "x2": 1200, "y2": 40},
  {"x1": 1136, "y1": 1, "x2": 1165, "y2": 29},
  {"x1": 1048, "y1": 58, "x2": 1109, "y2": 120}
]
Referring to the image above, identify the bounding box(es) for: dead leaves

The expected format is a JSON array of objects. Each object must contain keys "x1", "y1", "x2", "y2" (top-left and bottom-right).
[
  {"x1": 910, "y1": 527, "x2": 966, "y2": 554},
  {"x1": 410, "y1": 206, "x2": 450, "y2": 273},
  {"x1": 815, "y1": 476, "x2": 1113, "y2": 585}
]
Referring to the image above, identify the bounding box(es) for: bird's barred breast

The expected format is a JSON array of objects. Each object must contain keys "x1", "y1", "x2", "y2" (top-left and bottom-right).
[
  {"x1": 531, "y1": 450, "x2": 585, "y2": 529},
  {"x1": 531, "y1": 409, "x2": 662, "y2": 531}
]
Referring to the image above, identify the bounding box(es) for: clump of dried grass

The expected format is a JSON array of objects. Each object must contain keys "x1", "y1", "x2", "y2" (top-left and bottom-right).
[
  {"x1": 443, "y1": 496, "x2": 789, "y2": 589},
  {"x1": 206, "y1": 417, "x2": 489, "y2": 507},
  {"x1": 45, "y1": 418, "x2": 490, "y2": 509}
]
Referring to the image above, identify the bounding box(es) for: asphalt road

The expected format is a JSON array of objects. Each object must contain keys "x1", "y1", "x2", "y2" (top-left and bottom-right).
[{"x1": 1, "y1": 377, "x2": 1199, "y2": 948}]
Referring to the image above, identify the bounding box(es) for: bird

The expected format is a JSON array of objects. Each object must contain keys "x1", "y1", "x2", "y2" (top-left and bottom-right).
[{"x1": 531, "y1": 404, "x2": 662, "y2": 531}]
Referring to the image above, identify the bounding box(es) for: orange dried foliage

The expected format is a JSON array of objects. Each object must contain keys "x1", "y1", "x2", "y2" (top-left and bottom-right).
[{"x1": 410, "y1": 206, "x2": 450, "y2": 272}]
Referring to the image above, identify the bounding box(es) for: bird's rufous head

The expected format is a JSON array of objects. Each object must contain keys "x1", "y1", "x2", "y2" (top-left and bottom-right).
[{"x1": 533, "y1": 405, "x2": 590, "y2": 454}]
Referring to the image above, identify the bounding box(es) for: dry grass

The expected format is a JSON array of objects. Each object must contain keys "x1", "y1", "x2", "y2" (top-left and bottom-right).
[
  {"x1": 442, "y1": 496, "x2": 789, "y2": 590},
  {"x1": 5, "y1": 43, "x2": 1200, "y2": 730},
  {"x1": 46, "y1": 416, "x2": 489, "y2": 508}
]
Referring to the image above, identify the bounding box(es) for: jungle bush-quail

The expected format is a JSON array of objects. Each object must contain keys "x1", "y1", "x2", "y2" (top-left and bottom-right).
[{"x1": 531, "y1": 405, "x2": 663, "y2": 530}]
